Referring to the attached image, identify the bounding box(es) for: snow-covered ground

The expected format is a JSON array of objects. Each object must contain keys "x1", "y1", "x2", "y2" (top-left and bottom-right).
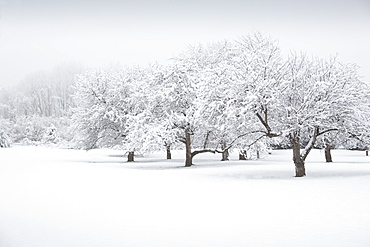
[{"x1": 0, "y1": 146, "x2": 369, "y2": 247}]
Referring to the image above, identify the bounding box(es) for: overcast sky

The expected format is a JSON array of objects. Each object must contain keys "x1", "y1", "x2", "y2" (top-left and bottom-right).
[{"x1": 0, "y1": 0, "x2": 369, "y2": 88}]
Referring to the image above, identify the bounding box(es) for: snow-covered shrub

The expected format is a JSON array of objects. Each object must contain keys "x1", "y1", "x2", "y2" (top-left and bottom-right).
[
  {"x1": 0, "y1": 130, "x2": 10, "y2": 148},
  {"x1": 42, "y1": 124, "x2": 60, "y2": 144},
  {"x1": 0, "y1": 116, "x2": 71, "y2": 146}
]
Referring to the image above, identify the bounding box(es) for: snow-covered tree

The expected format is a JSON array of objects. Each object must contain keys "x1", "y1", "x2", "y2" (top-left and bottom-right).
[
  {"x1": 177, "y1": 41, "x2": 235, "y2": 161},
  {"x1": 71, "y1": 65, "x2": 166, "y2": 161},
  {"x1": 275, "y1": 54, "x2": 369, "y2": 176},
  {"x1": 198, "y1": 33, "x2": 283, "y2": 160},
  {"x1": 197, "y1": 33, "x2": 368, "y2": 175},
  {"x1": 71, "y1": 67, "x2": 132, "y2": 150},
  {"x1": 340, "y1": 112, "x2": 370, "y2": 153},
  {"x1": 150, "y1": 55, "x2": 224, "y2": 167},
  {"x1": 143, "y1": 64, "x2": 185, "y2": 159},
  {"x1": 118, "y1": 66, "x2": 170, "y2": 160},
  {"x1": 0, "y1": 63, "x2": 84, "y2": 146},
  {"x1": 194, "y1": 41, "x2": 243, "y2": 160},
  {"x1": 67, "y1": 33, "x2": 369, "y2": 173},
  {"x1": 4, "y1": 63, "x2": 85, "y2": 118},
  {"x1": 231, "y1": 33, "x2": 284, "y2": 140}
]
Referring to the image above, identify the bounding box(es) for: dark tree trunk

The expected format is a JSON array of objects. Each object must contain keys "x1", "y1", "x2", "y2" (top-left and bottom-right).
[
  {"x1": 203, "y1": 131, "x2": 211, "y2": 149},
  {"x1": 185, "y1": 128, "x2": 193, "y2": 167},
  {"x1": 222, "y1": 150, "x2": 229, "y2": 161},
  {"x1": 366, "y1": 150, "x2": 368, "y2": 156},
  {"x1": 324, "y1": 138, "x2": 333, "y2": 162},
  {"x1": 127, "y1": 151, "x2": 134, "y2": 162},
  {"x1": 239, "y1": 150, "x2": 247, "y2": 160},
  {"x1": 325, "y1": 147, "x2": 332, "y2": 162},
  {"x1": 291, "y1": 133, "x2": 306, "y2": 177},
  {"x1": 220, "y1": 140, "x2": 229, "y2": 161},
  {"x1": 166, "y1": 144, "x2": 172, "y2": 160},
  {"x1": 256, "y1": 150, "x2": 260, "y2": 159}
]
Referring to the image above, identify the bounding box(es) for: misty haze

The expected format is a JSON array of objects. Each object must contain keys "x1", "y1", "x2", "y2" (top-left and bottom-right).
[{"x1": 1, "y1": 1, "x2": 370, "y2": 247}]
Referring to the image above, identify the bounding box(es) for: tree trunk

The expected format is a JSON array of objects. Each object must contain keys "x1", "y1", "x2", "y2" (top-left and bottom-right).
[
  {"x1": 166, "y1": 144, "x2": 172, "y2": 160},
  {"x1": 127, "y1": 151, "x2": 134, "y2": 162},
  {"x1": 185, "y1": 128, "x2": 193, "y2": 167},
  {"x1": 239, "y1": 150, "x2": 247, "y2": 160},
  {"x1": 221, "y1": 140, "x2": 229, "y2": 161},
  {"x1": 324, "y1": 138, "x2": 333, "y2": 162},
  {"x1": 291, "y1": 133, "x2": 306, "y2": 177},
  {"x1": 203, "y1": 131, "x2": 211, "y2": 149},
  {"x1": 222, "y1": 149, "x2": 229, "y2": 161}
]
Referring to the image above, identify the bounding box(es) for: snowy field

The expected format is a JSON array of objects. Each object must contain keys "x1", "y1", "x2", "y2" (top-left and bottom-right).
[{"x1": 0, "y1": 146, "x2": 369, "y2": 247}]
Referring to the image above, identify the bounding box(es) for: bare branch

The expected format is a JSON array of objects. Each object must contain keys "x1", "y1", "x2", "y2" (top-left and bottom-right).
[
  {"x1": 191, "y1": 149, "x2": 216, "y2": 158},
  {"x1": 317, "y1": 128, "x2": 338, "y2": 136},
  {"x1": 244, "y1": 135, "x2": 266, "y2": 149},
  {"x1": 223, "y1": 130, "x2": 267, "y2": 151}
]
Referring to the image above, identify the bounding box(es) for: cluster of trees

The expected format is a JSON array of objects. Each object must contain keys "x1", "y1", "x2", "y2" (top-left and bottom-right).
[
  {"x1": 0, "y1": 63, "x2": 84, "y2": 118},
  {"x1": 70, "y1": 33, "x2": 370, "y2": 177},
  {"x1": 0, "y1": 63, "x2": 84, "y2": 145},
  {"x1": 0, "y1": 33, "x2": 368, "y2": 176}
]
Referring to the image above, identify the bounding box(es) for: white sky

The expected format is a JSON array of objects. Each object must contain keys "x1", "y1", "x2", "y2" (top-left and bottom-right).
[{"x1": 0, "y1": 0, "x2": 369, "y2": 88}]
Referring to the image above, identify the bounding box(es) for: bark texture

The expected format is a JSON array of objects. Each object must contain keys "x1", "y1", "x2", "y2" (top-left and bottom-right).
[
  {"x1": 290, "y1": 132, "x2": 306, "y2": 177},
  {"x1": 185, "y1": 128, "x2": 193, "y2": 167},
  {"x1": 183, "y1": 128, "x2": 217, "y2": 167},
  {"x1": 239, "y1": 150, "x2": 247, "y2": 160},
  {"x1": 221, "y1": 140, "x2": 229, "y2": 161},
  {"x1": 166, "y1": 144, "x2": 172, "y2": 160},
  {"x1": 127, "y1": 151, "x2": 134, "y2": 162},
  {"x1": 324, "y1": 138, "x2": 333, "y2": 162}
]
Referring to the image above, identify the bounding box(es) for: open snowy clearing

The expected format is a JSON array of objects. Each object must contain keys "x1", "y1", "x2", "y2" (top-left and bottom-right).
[{"x1": 0, "y1": 146, "x2": 369, "y2": 247}]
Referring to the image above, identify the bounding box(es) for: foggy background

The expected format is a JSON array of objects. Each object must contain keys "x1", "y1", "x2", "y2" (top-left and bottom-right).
[{"x1": 0, "y1": 0, "x2": 369, "y2": 89}]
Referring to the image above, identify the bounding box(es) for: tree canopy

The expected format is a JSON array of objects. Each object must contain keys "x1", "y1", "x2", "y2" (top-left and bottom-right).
[{"x1": 1, "y1": 33, "x2": 369, "y2": 176}]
